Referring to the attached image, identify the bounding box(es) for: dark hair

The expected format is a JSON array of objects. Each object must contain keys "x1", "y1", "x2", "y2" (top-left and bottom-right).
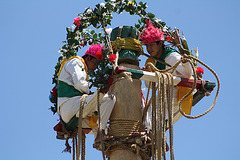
[
  {"x1": 82, "y1": 55, "x2": 96, "y2": 60},
  {"x1": 156, "y1": 40, "x2": 165, "y2": 49}
]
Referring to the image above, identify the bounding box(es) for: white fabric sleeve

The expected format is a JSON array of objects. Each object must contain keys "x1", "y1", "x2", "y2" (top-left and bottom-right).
[
  {"x1": 165, "y1": 52, "x2": 193, "y2": 78},
  {"x1": 65, "y1": 58, "x2": 90, "y2": 94}
]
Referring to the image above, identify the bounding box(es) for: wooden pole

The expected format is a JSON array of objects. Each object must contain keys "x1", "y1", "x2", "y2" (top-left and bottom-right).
[{"x1": 108, "y1": 63, "x2": 143, "y2": 160}]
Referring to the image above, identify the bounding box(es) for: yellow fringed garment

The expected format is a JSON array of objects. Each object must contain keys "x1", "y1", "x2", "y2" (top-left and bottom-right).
[
  {"x1": 89, "y1": 114, "x2": 98, "y2": 128},
  {"x1": 58, "y1": 56, "x2": 89, "y2": 82},
  {"x1": 111, "y1": 37, "x2": 143, "y2": 56},
  {"x1": 145, "y1": 57, "x2": 193, "y2": 115},
  {"x1": 177, "y1": 78, "x2": 193, "y2": 115}
]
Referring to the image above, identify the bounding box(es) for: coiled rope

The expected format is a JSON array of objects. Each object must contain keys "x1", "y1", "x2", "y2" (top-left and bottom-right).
[
  {"x1": 144, "y1": 55, "x2": 220, "y2": 160},
  {"x1": 151, "y1": 72, "x2": 175, "y2": 160},
  {"x1": 76, "y1": 94, "x2": 88, "y2": 160},
  {"x1": 144, "y1": 55, "x2": 220, "y2": 120},
  {"x1": 178, "y1": 55, "x2": 220, "y2": 119},
  {"x1": 97, "y1": 88, "x2": 106, "y2": 160}
]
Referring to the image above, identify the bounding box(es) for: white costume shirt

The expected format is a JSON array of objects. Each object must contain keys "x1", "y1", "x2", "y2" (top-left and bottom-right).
[
  {"x1": 57, "y1": 57, "x2": 116, "y2": 137},
  {"x1": 144, "y1": 52, "x2": 193, "y2": 129}
]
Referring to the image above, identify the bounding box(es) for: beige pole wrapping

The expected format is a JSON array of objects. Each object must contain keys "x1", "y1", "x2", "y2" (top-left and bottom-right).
[{"x1": 108, "y1": 63, "x2": 143, "y2": 160}]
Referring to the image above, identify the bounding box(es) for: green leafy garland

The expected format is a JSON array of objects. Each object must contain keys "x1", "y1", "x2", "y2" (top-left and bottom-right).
[{"x1": 49, "y1": 0, "x2": 199, "y2": 114}]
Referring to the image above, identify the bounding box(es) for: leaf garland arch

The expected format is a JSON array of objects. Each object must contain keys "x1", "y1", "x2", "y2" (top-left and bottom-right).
[{"x1": 49, "y1": 0, "x2": 198, "y2": 114}]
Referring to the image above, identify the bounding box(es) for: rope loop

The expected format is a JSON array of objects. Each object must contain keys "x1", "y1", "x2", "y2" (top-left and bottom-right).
[
  {"x1": 177, "y1": 55, "x2": 220, "y2": 119},
  {"x1": 144, "y1": 54, "x2": 220, "y2": 120}
]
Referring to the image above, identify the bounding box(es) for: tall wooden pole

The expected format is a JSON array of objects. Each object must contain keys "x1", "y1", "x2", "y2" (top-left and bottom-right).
[
  {"x1": 105, "y1": 26, "x2": 144, "y2": 160},
  {"x1": 108, "y1": 64, "x2": 143, "y2": 160}
]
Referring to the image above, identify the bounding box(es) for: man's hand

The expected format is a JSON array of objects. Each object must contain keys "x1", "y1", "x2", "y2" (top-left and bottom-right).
[
  {"x1": 182, "y1": 54, "x2": 188, "y2": 63},
  {"x1": 141, "y1": 66, "x2": 151, "y2": 72}
]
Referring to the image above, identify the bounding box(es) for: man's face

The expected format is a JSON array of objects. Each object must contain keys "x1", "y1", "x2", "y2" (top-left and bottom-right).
[
  {"x1": 146, "y1": 41, "x2": 162, "y2": 58},
  {"x1": 86, "y1": 56, "x2": 97, "y2": 71}
]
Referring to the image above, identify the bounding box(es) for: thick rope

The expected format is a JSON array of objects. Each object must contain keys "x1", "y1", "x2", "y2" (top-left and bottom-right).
[
  {"x1": 142, "y1": 55, "x2": 220, "y2": 160},
  {"x1": 152, "y1": 72, "x2": 175, "y2": 160},
  {"x1": 73, "y1": 137, "x2": 76, "y2": 160},
  {"x1": 109, "y1": 119, "x2": 144, "y2": 137},
  {"x1": 144, "y1": 55, "x2": 220, "y2": 120},
  {"x1": 151, "y1": 82, "x2": 156, "y2": 160},
  {"x1": 177, "y1": 55, "x2": 220, "y2": 119},
  {"x1": 81, "y1": 133, "x2": 86, "y2": 160},
  {"x1": 166, "y1": 73, "x2": 174, "y2": 160},
  {"x1": 160, "y1": 73, "x2": 166, "y2": 160},
  {"x1": 97, "y1": 88, "x2": 106, "y2": 160},
  {"x1": 77, "y1": 94, "x2": 88, "y2": 160},
  {"x1": 156, "y1": 73, "x2": 163, "y2": 160}
]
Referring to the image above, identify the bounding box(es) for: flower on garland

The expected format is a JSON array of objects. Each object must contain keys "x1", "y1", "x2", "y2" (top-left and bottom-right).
[
  {"x1": 196, "y1": 66, "x2": 204, "y2": 78},
  {"x1": 49, "y1": 86, "x2": 58, "y2": 114},
  {"x1": 196, "y1": 66, "x2": 204, "y2": 74},
  {"x1": 109, "y1": 54, "x2": 116, "y2": 62},
  {"x1": 73, "y1": 17, "x2": 81, "y2": 26},
  {"x1": 51, "y1": 87, "x2": 58, "y2": 97},
  {"x1": 166, "y1": 35, "x2": 173, "y2": 43},
  {"x1": 50, "y1": 0, "x2": 200, "y2": 115}
]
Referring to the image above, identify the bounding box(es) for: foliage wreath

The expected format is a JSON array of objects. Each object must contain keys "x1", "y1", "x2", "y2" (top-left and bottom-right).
[{"x1": 49, "y1": 0, "x2": 199, "y2": 114}]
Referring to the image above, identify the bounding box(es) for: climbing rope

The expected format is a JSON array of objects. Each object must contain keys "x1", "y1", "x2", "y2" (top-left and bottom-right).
[
  {"x1": 142, "y1": 54, "x2": 220, "y2": 160},
  {"x1": 109, "y1": 119, "x2": 144, "y2": 137},
  {"x1": 97, "y1": 88, "x2": 106, "y2": 160},
  {"x1": 77, "y1": 94, "x2": 88, "y2": 160},
  {"x1": 143, "y1": 55, "x2": 220, "y2": 120},
  {"x1": 166, "y1": 73, "x2": 174, "y2": 160},
  {"x1": 177, "y1": 55, "x2": 220, "y2": 119},
  {"x1": 151, "y1": 72, "x2": 175, "y2": 160},
  {"x1": 151, "y1": 82, "x2": 156, "y2": 160}
]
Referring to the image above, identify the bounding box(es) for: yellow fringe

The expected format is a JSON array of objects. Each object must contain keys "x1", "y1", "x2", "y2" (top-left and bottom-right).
[
  {"x1": 111, "y1": 37, "x2": 143, "y2": 56},
  {"x1": 58, "y1": 56, "x2": 89, "y2": 83},
  {"x1": 177, "y1": 78, "x2": 193, "y2": 115}
]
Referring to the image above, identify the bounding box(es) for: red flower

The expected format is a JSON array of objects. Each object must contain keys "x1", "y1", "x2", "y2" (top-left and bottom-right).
[
  {"x1": 166, "y1": 35, "x2": 172, "y2": 42},
  {"x1": 196, "y1": 66, "x2": 204, "y2": 74},
  {"x1": 109, "y1": 54, "x2": 116, "y2": 62},
  {"x1": 79, "y1": 39, "x2": 86, "y2": 46},
  {"x1": 96, "y1": 50, "x2": 103, "y2": 61},
  {"x1": 51, "y1": 87, "x2": 58, "y2": 97},
  {"x1": 73, "y1": 17, "x2": 81, "y2": 26}
]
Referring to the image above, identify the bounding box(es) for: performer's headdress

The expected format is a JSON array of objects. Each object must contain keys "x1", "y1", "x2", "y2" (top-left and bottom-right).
[
  {"x1": 140, "y1": 19, "x2": 165, "y2": 45},
  {"x1": 84, "y1": 44, "x2": 103, "y2": 59}
]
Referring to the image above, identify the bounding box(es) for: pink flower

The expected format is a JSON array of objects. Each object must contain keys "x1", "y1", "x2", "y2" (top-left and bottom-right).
[
  {"x1": 80, "y1": 39, "x2": 85, "y2": 46},
  {"x1": 96, "y1": 50, "x2": 103, "y2": 61},
  {"x1": 196, "y1": 66, "x2": 204, "y2": 74},
  {"x1": 74, "y1": 17, "x2": 81, "y2": 26},
  {"x1": 109, "y1": 54, "x2": 116, "y2": 62}
]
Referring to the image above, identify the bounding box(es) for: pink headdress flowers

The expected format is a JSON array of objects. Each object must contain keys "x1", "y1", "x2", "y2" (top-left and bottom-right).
[
  {"x1": 140, "y1": 19, "x2": 165, "y2": 45},
  {"x1": 84, "y1": 44, "x2": 104, "y2": 59}
]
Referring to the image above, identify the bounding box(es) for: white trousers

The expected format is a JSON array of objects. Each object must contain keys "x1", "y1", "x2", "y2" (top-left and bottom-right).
[
  {"x1": 144, "y1": 87, "x2": 181, "y2": 130},
  {"x1": 59, "y1": 93, "x2": 116, "y2": 138}
]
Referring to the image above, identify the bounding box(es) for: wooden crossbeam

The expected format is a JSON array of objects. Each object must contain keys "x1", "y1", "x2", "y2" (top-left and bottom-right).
[{"x1": 106, "y1": 65, "x2": 215, "y2": 90}]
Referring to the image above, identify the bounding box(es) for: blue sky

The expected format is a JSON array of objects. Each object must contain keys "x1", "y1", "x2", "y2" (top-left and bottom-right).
[{"x1": 1, "y1": 0, "x2": 239, "y2": 159}]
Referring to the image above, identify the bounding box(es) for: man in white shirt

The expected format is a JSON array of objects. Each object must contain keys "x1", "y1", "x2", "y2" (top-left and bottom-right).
[{"x1": 57, "y1": 44, "x2": 116, "y2": 138}]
